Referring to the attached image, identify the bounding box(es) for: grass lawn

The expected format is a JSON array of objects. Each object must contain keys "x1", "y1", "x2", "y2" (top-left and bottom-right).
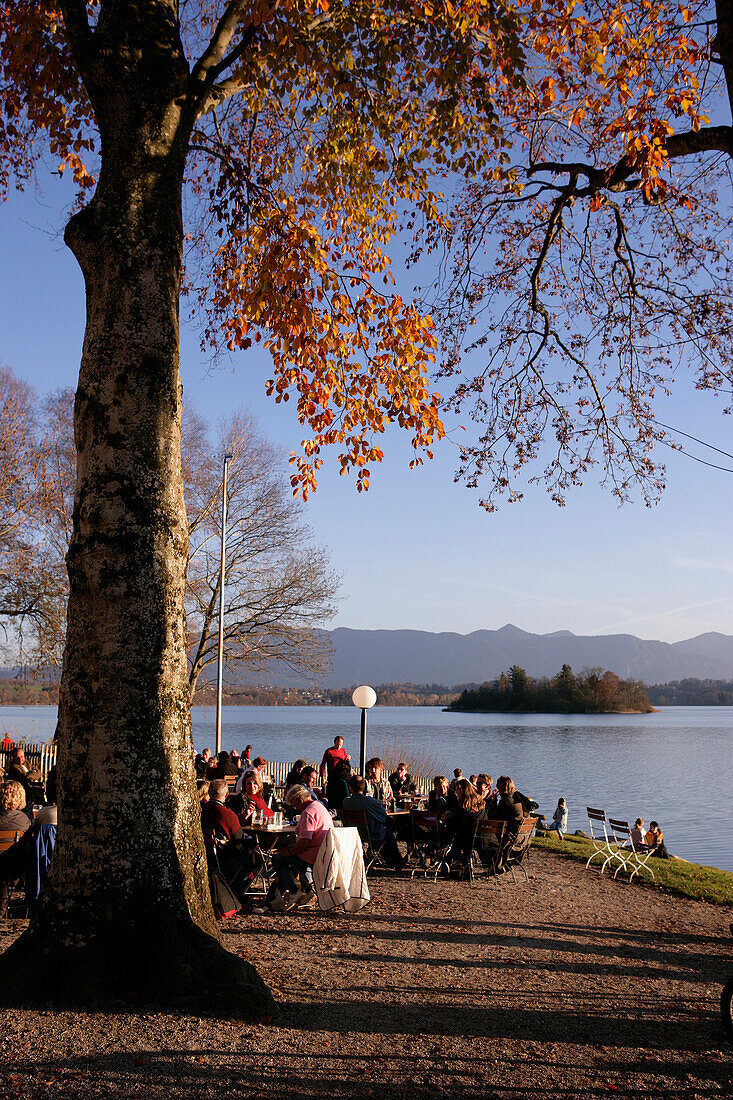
[{"x1": 533, "y1": 831, "x2": 733, "y2": 906}]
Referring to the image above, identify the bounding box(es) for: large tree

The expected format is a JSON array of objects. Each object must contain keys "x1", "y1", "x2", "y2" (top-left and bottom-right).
[{"x1": 0, "y1": 1, "x2": 524, "y2": 1012}]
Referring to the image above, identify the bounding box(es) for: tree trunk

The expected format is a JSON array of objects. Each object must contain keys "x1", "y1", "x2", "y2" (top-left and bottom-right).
[{"x1": 0, "y1": 20, "x2": 274, "y2": 1018}]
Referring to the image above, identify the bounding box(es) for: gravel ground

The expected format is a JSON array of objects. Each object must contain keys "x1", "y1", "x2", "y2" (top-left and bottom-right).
[{"x1": 1, "y1": 849, "x2": 731, "y2": 1100}]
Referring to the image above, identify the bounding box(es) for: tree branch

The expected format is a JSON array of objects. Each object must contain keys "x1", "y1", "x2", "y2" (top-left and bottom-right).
[{"x1": 60, "y1": 1, "x2": 94, "y2": 83}]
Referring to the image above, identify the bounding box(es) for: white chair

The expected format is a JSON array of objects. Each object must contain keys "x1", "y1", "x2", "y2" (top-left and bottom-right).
[
  {"x1": 585, "y1": 807, "x2": 618, "y2": 874},
  {"x1": 607, "y1": 818, "x2": 656, "y2": 882}
]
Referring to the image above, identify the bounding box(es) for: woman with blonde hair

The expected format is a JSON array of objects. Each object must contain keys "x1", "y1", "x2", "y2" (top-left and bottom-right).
[{"x1": 0, "y1": 780, "x2": 31, "y2": 835}]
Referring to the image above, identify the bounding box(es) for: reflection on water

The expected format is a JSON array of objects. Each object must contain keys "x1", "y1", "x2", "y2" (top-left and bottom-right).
[{"x1": 2, "y1": 704, "x2": 731, "y2": 872}]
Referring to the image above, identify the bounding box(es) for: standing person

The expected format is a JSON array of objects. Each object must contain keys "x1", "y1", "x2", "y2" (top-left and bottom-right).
[
  {"x1": 320, "y1": 735, "x2": 350, "y2": 779},
  {"x1": 545, "y1": 797, "x2": 568, "y2": 840},
  {"x1": 243, "y1": 745, "x2": 253, "y2": 765}
]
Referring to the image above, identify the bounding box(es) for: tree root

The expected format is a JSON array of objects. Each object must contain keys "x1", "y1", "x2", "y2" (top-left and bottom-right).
[{"x1": 0, "y1": 914, "x2": 277, "y2": 1020}]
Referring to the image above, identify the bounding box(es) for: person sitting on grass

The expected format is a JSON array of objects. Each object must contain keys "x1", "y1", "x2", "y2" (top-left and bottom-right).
[
  {"x1": 258, "y1": 784, "x2": 333, "y2": 913},
  {"x1": 645, "y1": 820, "x2": 672, "y2": 859},
  {"x1": 343, "y1": 775, "x2": 407, "y2": 870},
  {"x1": 544, "y1": 797, "x2": 568, "y2": 840},
  {"x1": 630, "y1": 818, "x2": 646, "y2": 847}
]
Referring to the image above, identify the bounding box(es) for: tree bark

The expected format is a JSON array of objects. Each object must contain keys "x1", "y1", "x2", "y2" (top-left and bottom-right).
[{"x1": 0, "y1": 5, "x2": 274, "y2": 1018}]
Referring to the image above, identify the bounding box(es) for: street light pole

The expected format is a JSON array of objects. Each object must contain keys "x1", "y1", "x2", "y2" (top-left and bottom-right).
[
  {"x1": 351, "y1": 685, "x2": 377, "y2": 775},
  {"x1": 215, "y1": 453, "x2": 233, "y2": 757}
]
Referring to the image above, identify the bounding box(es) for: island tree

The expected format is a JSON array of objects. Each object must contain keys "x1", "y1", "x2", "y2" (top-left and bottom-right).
[{"x1": 0, "y1": 1, "x2": 527, "y2": 1012}]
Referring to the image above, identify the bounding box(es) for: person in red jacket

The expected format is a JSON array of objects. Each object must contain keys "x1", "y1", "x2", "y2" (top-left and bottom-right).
[{"x1": 320, "y1": 735, "x2": 349, "y2": 779}]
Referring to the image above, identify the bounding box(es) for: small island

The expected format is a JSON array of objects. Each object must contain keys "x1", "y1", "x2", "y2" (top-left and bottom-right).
[{"x1": 448, "y1": 664, "x2": 654, "y2": 714}]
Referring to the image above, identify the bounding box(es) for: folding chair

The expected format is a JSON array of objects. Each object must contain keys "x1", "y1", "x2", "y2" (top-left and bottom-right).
[
  {"x1": 409, "y1": 809, "x2": 448, "y2": 880},
  {"x1": 341, "y1": 809, "x2": 386, "y2": 873},
  {"x1": 585, "y1": 807, "x2": 618, "y2": 874},
  {"x1": 502, "y1": 817, "x2": 536, "y2": 884},
  {"x1": 607, "y1": 818, "x2": 656, "y2": 883},
  {"x1": 0, "y1": 829, "x2": 26, "y2": 920},
  {"x1": 474, "y1": 819, "x2": 507, "y2": 883}
]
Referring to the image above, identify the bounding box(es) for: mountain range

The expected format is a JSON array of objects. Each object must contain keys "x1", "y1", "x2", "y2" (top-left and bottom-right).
[{"x1": 274, "y1": 625, "x2": 733, "y2": 688}]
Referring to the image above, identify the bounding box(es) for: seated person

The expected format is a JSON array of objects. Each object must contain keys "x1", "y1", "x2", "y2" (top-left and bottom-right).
[
  {"x1": 259, "y1": 784, "x2": 333, "y2": 912},
  {"x1": 427, "y1": 775, "x2": 451, "y2": 815},
  {"x1": 7, "y1": 749, "x2": 30, "y2": 793},
  {"x1": 201, "y1": 778, "x2": 259, "y2": 886},
  {"x1": 645, "y1": 820, "x2": 671, "y2": 859},
  {"x1": 299, "y1": 765, "x2": 326, "y2": 804},
  {"x1": 0, "y1": 785, "x2": 51, "y2": 918},
  {"x1": 364, "y1": 757, "x2": 394, "y2": 804},
  {"x1": 491, "y1": 776, "x2": 525, "y2": 831},
  {"x1": 24, "y1": 768, "x2": 47, "y2": 807},
  {"x1": 544, "y1": 797, "x2": 568, "y2": 838},
  {"x1": 284, "y1": 758, "x2": 308, "y2": 791},
  {"x1": 630, "y1": 817, "x2": 646, "y2": 847},
  {"x1": 443, "y1": 778, "x2": 486, "y2": 867},
  {"x1": 326, "y1": 758, "x2": 351, "y2": 813},
  {"x1": 230, "y1": 771, "x2": 273, "y2": 825},
  {"x1": 449, "y1": 768, "x2": 463, "y2": 791},
  {"x1": 214, "y1": 750, "x2": 239, "y2": 778},
  {"x1": 475, "y1": 773, "x2": 493, "y2": 802},
  {"x1": 194, "y1": 747, "x2": 212, "y2": 779},
  {"x1": 0, "y1": 780, "x2": 32, "y2": 835},
  {"x1": 201, "y1": 779, "x2": 242, "y2": 847},
  {"x1": 389, "y1": 762, "x2": 417, "y2": 799},
  {"x1": 343, "y1": 776, "x2": 406, "y2": 869},
  {"x1": 234, "y1": 755, "x2": 268, "y2": 794},
  {"x1": 198, "y1": 780, "x2": 210, "y2": 806}
]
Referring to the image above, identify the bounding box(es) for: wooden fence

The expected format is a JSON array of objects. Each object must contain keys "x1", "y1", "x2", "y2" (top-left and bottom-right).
[
  {"x1": 0, "y1": 740, "x2": 58, "y2": 779},
  {"x1": 1, "y1": 745, "x2": 431, "y2": 796}
]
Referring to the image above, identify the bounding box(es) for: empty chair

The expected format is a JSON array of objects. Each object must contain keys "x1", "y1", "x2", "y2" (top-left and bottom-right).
[{"x1": 585, "y1": 807, "x2": 618, "y2": 874}]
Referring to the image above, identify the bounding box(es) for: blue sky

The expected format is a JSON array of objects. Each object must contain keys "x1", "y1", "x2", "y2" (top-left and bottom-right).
[{"x1": 1, "y1": 183, "x2": 732, "y2": 645}]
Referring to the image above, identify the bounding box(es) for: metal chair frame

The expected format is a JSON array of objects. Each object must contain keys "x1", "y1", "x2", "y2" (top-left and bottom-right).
[
  {"x1": 0, "y1": 828, "x2": 26, "y2": 920},
  {"x1": 585, "y1": 807, "x2": 619, "y2": 874},
  {"x1": 607, "y1": 818, "x2": 656, "y2": 882},
  {"x1": 341, "y1": 808, "x2": 387, "y2": 874}
]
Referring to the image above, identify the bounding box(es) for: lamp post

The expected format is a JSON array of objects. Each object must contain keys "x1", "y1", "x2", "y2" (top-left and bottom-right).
[
  {"x1": 215, "y1": 452, "x2": 233, "y2": 757},
  {"x1": 352, "y1": 685, "x2": 377, "y2": 775}
]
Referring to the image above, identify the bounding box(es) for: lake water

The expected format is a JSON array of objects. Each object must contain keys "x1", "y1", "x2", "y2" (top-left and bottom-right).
[{"x1": 2, "y1": 704, "x2": 731, "y2": 872}]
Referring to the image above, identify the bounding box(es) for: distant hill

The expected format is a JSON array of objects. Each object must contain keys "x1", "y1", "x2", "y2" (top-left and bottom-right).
[
  {"x1": 5, "y1": 624, "x2": 733, "y2": 696},
  {"x1": 314, "y1": 624, "x2": 733, "y2": 688}
]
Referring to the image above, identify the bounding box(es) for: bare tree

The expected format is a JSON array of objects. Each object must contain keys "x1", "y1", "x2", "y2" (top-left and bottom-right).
[
  {"x1": 27, "y1": 393, "x2": 338, "y2": 692},
  {"x1": 185, "y1": 408, "x2": 339, "y2": 699},
  {"x1": 0, "y1": 366, "x2": 55, "y2": 660}
]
